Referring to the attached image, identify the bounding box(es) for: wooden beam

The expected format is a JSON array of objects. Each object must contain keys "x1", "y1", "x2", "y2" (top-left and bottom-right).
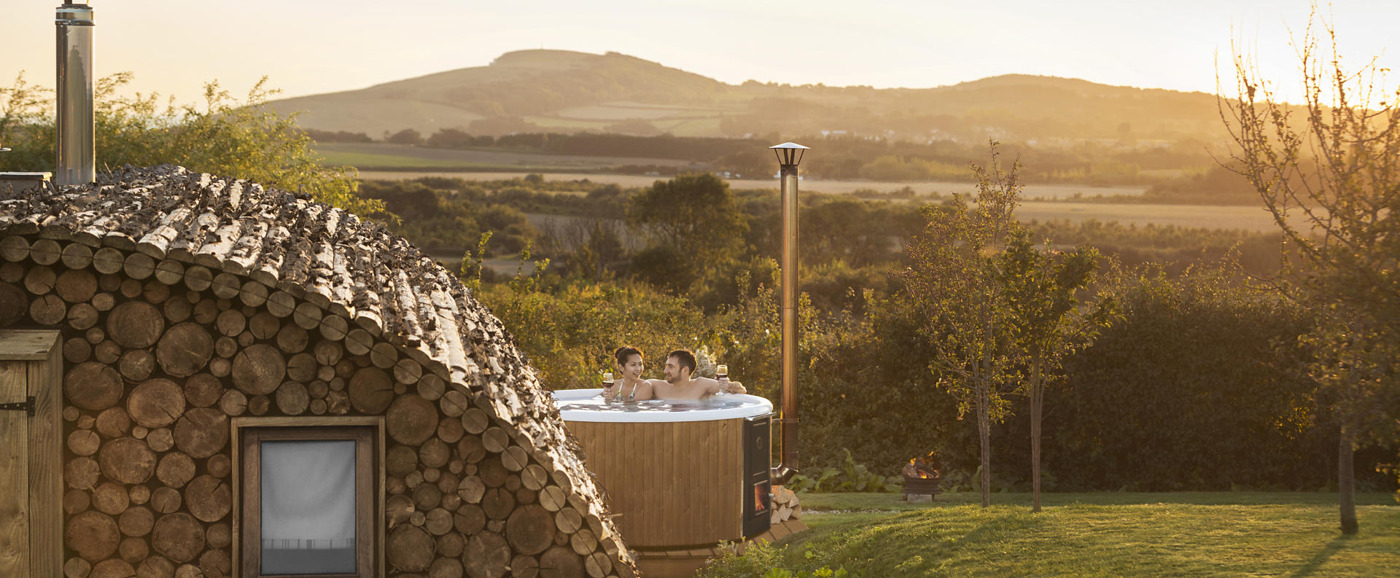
[
  {"x1": 0, "y1": 361, "x2": 29, "y2": 577},
  {"x1": 30, "y1": 335, "x2": 62, "y2": 577}
]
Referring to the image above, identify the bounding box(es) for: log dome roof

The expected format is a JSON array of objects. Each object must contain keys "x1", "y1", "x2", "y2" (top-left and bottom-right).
[{"x1": 0, "y1": 165, "x2": 630, "y2": 572}]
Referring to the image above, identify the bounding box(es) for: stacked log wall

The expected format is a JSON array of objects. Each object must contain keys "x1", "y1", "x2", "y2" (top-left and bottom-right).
[{"x1": 0, "y1": 166, "x2": 633, "y2": 578}]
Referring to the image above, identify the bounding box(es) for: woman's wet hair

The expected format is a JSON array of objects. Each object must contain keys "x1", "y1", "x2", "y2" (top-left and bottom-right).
[
  {"x1": 668, "y1": 349, "x2": 697, "y2": 373},
  {"x1": 614, "y1": 346, "x2": 643, "y2": 368}
]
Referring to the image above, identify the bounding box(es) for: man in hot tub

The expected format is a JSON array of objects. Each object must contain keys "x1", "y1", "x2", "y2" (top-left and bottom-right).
[{"x1": 652, "y1": 349, "x2": 747, "y2": 400}]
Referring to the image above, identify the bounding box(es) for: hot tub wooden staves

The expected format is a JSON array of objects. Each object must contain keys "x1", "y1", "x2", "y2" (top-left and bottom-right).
[
  {"x1": 566, "y1": 419, "x2": 744, "y2": 548},
  {"x1": 0, "y1": 166, "x2": 636, "y2": 578}
]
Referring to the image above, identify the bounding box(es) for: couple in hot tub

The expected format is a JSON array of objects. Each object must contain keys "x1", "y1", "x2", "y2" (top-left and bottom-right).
[{"x1": 602, "y1": 346, "x2": 746, "y2": 401}]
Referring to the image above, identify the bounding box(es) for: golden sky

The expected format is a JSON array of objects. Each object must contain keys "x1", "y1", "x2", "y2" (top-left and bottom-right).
[{"x1": 1, "y1": 1, "x2": 1395, "y2": 106}]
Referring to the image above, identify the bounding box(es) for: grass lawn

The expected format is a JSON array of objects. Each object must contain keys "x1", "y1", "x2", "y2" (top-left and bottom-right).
[{"x1": 762, "y1": 492, "x2": 1399, "y2": 576}]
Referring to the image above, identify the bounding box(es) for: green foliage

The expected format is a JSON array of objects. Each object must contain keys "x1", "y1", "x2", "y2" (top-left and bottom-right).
[
  {"x1": 797, "y1": 290, "x2": 964, "y2": 476},
  {"x1": 335, "y1": 169, "x2": 1395, "y2": 494},
  {"x1": 698, "y1": 541, "x2": 788, "y2": 578},
  {"x1": 358, "y1": 179, "x2": 536, "y2": 254},
  {"x1": 798, "y1": 198, "x2": 900, "y2": 268},
  {"x1": 708, "y1": 268, "x2": 817, "y2": 403},
  {"x1": 626, "y1": 172, "x2": 749, "y2": 288},
  {"x1": 900, "y1": 142, "x2": 1027, "y2": 507},
  {"x1": 1048, "y1": 264, "x2": 1325, "y2": 490},
  {"x1": 355, "y1": 168, "x2": 1395, "y2": 493},
  {"x1": 0, "y1": 72, "x2": 381, "y2": 216},
  {"x1": 1226, "y1": 12, "x2": 1400, "y2": 516},
  {"x1": 1143, "y1": 163, "x2": 1259, "y2": 205},
  {"x1": 857, "y1": 155, "x2": 968, "y2": 182},
  {"x1": 998, "y1": 226, "x2": 1114, "y2": 508},
  {"x1": 476, "y1": 271, "x2": 713, "y2": 389},
  {"x1": 627, "y1": 245, "x2": 697, "y2": 294},
  {"x1": 459, "y1": 232, "x2": 494, "y2": 291},
  {"x1": 385, "y1": 128, "x2": 423, "y2": 145},
  {"x1": 698, "y1": 541, "x2": 847, "y2": 578},
  {"x1": 787, "y1": 449, "x2": 898, "y2": 493},
  {"x1": 0, "y1": 72, "x2": 52, "y2": 169}
]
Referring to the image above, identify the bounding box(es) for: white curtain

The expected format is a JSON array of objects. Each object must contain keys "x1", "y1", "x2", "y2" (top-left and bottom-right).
[{"x1": 260, "y1": 440, "x2": 356, "y2": 547}]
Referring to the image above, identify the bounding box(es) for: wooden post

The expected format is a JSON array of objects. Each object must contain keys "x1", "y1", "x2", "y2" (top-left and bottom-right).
[{"x1": 0, "y1": 329, "x2": 63, "y2": 577}]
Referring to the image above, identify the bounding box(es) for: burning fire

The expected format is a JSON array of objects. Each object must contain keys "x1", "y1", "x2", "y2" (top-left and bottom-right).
[{"x1": 902, "y1": 454, "x2": 940, "y2": 480}]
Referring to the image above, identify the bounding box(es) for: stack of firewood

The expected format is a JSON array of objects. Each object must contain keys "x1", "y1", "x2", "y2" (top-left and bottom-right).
[
  {"x1": 770, "y1": 486, "x2": 802, "y2": 524},
  {"x1": 0, "y1": 166, "x2": 636, "y2": 578}
]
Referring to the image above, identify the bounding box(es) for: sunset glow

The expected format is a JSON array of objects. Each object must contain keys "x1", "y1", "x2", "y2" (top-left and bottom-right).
[{"x1": 2, "y1": 0, "x2": 1395, "y2": 105}]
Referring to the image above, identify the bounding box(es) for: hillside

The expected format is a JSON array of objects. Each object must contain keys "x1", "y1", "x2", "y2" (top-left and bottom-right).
[{"x1": 268, "y1": 49, "x2": 1228, "y2": 143}]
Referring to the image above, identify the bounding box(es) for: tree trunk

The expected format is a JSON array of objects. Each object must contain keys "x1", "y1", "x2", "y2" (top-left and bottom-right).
[
  {"x1": 977, "y1": 379, "x2": 991, "y2": 508},
  {"x1": 1031, "y1": 354, "x2": 1043, "y2": 513},
  {"x1": 1339, "y1": 427, "x2": 1358, "y2": 535}
]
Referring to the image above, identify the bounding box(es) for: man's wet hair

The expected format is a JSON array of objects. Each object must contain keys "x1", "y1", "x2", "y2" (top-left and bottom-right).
[
  {"x1": 614, "y1": 346, "x2": 642, "y2": 368},
  {"x1": 667, "y1": 349, "x2": 697, "y2": 374}
]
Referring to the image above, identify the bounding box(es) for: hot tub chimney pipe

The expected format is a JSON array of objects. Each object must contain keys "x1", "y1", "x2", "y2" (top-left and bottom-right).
[
  {"x1": 55, "y1": 0, "x2": 95, "y2": 187},
  {"x1": 770, "y1": 142, "x2": 809, "y2": 485}
]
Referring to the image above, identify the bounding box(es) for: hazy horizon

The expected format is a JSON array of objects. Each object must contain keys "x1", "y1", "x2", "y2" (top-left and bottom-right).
[{"x1": 1, "y1": 1, "x2": 1396, "y2": 107}]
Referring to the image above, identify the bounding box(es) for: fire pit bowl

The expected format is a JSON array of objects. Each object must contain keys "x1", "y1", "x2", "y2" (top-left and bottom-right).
[
  {"x1": 901, "y1": 457, "x2": 943, "y2": 501},
  {"x1": 902, "y1": 475, "x2": 943, "y2": 498}
]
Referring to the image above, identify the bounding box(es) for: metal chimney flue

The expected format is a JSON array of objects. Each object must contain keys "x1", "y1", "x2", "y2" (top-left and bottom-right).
[
  {"x1": 770, "y1": 142, "x2": 809, "y2": 486},
  {"x1": 56, "y1": 0, "x2": 95, "y2": 187}
]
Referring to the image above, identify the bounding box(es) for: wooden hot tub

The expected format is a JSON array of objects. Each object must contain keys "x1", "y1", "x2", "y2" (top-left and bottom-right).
[{"x1": 552, "y1": 391, "x2": 773, "y2": 549}]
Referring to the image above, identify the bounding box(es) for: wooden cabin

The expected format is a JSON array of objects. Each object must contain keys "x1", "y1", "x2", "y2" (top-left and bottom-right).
[{"x1": 0, "y1": 165, "x2": 634, "y2": 577}]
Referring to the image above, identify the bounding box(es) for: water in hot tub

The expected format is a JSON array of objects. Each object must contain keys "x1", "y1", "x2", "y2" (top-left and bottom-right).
[{"x1": 556, "y1": 395, "x2": 761, "y2": 413}]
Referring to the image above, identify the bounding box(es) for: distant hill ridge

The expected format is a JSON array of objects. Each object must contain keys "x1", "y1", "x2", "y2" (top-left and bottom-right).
[{"x1": 268, "y1": 49, "x2": 1225, "y2": 143}]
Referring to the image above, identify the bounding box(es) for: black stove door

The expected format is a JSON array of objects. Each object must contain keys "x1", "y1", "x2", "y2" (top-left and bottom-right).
[{"x1": 742, "y1": 413, "x2": 773, "y2": 537}]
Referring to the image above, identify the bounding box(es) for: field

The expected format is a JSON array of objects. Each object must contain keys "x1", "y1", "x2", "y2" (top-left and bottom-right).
[
  {"x1": 316, "y1": 143, "x2": 693, "y2": 171},
  {"x1": 359, "y1": 169, "x2": 1289, "y2": 232},
  {"x1": 356, "y1": 168, "x2": 1148, "y2": 200},
  {"x1": 754, "y1": 492, "x2": 1400, "y2": 576}
]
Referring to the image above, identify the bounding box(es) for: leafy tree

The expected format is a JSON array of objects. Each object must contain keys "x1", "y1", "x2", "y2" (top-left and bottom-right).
[
  {"x1": 800, "y1": 198, "x2": 896, "y2": 268},
  {"x1": 900, "y1": 143, "x2": 1023, "y2": 507},
  {"x1": 626, "y1": 173, "x2": 749, "y2": 290},
  {"x1": 477, "y1": 250, "x2": 715, "y2": 389},
  {"x1": 0, "y1": 72, "x2": 52, "y2": 170},
  {"x1": 0, "y1": 72, "x2": 381, "y2": 217},
  {"x1": 385, "y1": 128, "x2": 423, "y2": 145},
  {"x1": 998, "y1": 230, "x2": 1113, "y2": 511},
  {"x1": 574, "y1": 219, "x2": 626, "y2": 282},
  {"x1": 1223, "y1": 11, "x2": 1400, "y2": 532},
  {"x1": 1052, "y1": 263, "x2": 1324, "y2": 492}
]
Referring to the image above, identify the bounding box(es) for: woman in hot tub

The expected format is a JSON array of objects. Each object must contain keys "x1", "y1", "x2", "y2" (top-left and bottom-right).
[{"x1": 602, "y1": 346, "x2": 655, "y2": 402}]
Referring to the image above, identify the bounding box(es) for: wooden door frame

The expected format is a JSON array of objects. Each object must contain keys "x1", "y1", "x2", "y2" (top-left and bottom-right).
[
  {"x1": 0, "y1": 329, "x2": 62, "y2": 577},
  {"x1": 230, "y1": 416, "x2": 386, "y2": 578}
]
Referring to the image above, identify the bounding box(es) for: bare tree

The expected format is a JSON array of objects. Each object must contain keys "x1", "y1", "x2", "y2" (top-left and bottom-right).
[{"x1": 1222, "y1": 8, "x2": 1400, "y2": 534}]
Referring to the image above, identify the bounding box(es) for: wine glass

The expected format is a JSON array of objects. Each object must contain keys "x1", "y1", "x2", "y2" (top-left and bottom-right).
[
  {"x1": 602, "y1": 372, "x2": 615, "y2": 401},
  {"x1": 715, "y1": 364, "x2": 729, "y2": 396}
]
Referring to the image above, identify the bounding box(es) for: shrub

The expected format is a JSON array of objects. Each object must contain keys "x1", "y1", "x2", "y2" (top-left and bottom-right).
[
  {"x1": 698, "y1": 541, "x2": 848, "y2": 578},
  {"x1": 787, "y1": 449, "x2": 899, "y2": 493}
]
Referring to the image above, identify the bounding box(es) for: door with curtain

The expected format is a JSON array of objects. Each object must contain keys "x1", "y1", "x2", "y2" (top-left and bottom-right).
[{"x1": 236, "y1": 421, "x2": 377, "y2": 578}]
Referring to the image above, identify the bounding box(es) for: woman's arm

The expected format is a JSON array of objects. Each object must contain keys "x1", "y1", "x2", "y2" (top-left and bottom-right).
[{"x1": 633, "y1": 380, "x2": 656, "y2": 401}]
